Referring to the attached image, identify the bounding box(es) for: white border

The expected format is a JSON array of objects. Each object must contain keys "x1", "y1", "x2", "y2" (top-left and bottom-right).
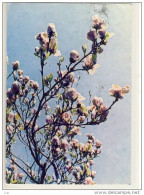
[{"x1": 1, "y1": 1, "x2": 142, "y2": 192}]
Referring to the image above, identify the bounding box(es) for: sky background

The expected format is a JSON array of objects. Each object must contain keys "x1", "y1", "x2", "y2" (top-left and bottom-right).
[{"x1": 6, "y1": 3, "x2": 132, "y2": 184}]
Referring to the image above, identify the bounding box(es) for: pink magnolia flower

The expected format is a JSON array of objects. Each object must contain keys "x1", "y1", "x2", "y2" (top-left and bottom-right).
[
  {"x1": 7, "y1": 125, "x2": 14, "y2": 135},
  {"x1": 8, "y1": 112, "x2": 14, "y2": 122},
  {"x1": 62, "y1": 112, "x2": 71, "y2": 122},
  {"x1": 34, "y1": 124, "x2": 38, "y2": 131},
  {"x1": 69, "y1": 126, "x2": 81, "y2": 137},
  {"x1": 55, "y1": 148, "x2": 61, "y2": 155},
  {"x1": 7, "y1": 88, "x2": 14, "y2": 100},
  {"x1": 109, "y1": 84, "x2": 130, "y2": 99},
  {"x1": 60, "y1": 139, "x2": 68, "y2": 150},
  {"x1": 83, "y1": 54, "x2": 100, "y2": 75},
  {"x1": 85, "y1": 133, "x2": 95, "y2": 143},
  {"x1": 70, "y1": 139, "x2": 79, "y2": 148},
  {"x1": 6, "y1": 169, "x2": 11, "y2": 175},
  {"x1": 89, "y1": 160, "x2": 95, "y2": 165},
  {"x1": 87, "y1": 28, "x2": 97, "y2": 41},
  {"x1": 84, "y1": 177, "x2": 93, "y2": 185},
  {"x1": 76, "y1": 166, "x2": 81, "y2": 172},
  {"x1": 69, "y1": 50, "x2": 79, "y2": 63},
  {"x1": 49, "y1": 37, "x2": 61, "y2": 57},
  {"x1": 12, "y1": 61, "x2": 19, "y2": 70},
  {"x1": 47, "y1": 23, "x2": 57, "y2": 35},
  {"x1": 65, "y1": 87, "x2": 78, "y2": 101},
  {"x1": 11, "y1": 165, "x2": 17, "y2": 170},
  {"x1": 52, "y1": 135, "x2": 60, "y2": 145},
  {"x1": 67, "y1": 72, "x2": 77, "y2": 83},
  {"x1": 45, "y1": 115, "x2": 53, "y2": 124},
  {"x1": 35, "y1": 31, "x2": 49, "y2": 46},
  {"x1": 92, "y1": 96, "x2": 103, "y2": 107},
  {"x1": 91, "y1": 109, "x2": 97, "y2": 119},
  {"x1": 95, "y1": 139, "x2": 102, "y2": 148},
  {"x1": 92, "y1": 15, "x2": 107, "y2": 29},
  {"x1": 91, "y1": 171, "x2": 96, "y2": 177},
  {"x1": 35, "y1": 46, "x2": 39, "y2": 54},
  {"x1": 32, "y1": 81, "x2": 39, "y2": 91},
  {"x1": 23, "y1": 76, "x2": 30, "y2": 84},
  {"x1": 79, "y1": 143, "x2": 85, "y2": 152},
  {"x1": 78, "y1": 116, "x2": 86, "y2": 123},
  {"x1": 11, "y1": 81, "x2": 20, "y2": 94},
  {"x1": 19, "y1": 173, "x2": 24, "y2": 179},
  {"x1": 17, "y1": 69, "x2": 23, "y2": 76},
  {"x1": 99, "y1": 104, "x2": 109, "y2": 119}
]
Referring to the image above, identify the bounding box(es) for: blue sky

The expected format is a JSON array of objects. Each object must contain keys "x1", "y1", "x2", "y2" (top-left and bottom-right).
[{"x1": 6, "y1": 3, "x2": 132, "y2": 184}]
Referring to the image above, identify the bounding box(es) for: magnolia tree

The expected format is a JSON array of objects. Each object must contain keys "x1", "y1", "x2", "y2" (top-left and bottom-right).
[{"x1": 6, "y1": 15, "x2": 130, "y2": 185}]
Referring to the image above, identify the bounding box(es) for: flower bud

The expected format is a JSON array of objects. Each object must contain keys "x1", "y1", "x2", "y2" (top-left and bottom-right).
[
  {"x1": 12, "y1": 61, "x2": 19, "y2": 70},
  {"x1": 87, "y1": 28, "x2": 97, "y2": 41},
  {"x1": 11, "y1": 81, "x2": 20, "y2": 94},
  {"x1": 17, "y1": 69, "x2": 23, "y2": 76},
  {"x1": 47, "y1": 23, "x2": 56, "y2": 35},
  {"x1": 69, "y1": 50, "x2": 79, "y2": 63},
  {"x1": 82, "y1": 44, "x2": 87, "y2": 54}
]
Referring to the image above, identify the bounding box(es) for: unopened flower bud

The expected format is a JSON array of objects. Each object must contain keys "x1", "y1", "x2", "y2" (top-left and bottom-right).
[{"x1": 12, "y1": 61, "x2": 19, "y2": 70}]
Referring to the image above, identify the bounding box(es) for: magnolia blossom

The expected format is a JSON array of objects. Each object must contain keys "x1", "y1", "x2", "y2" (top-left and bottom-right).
[
  {"x1": 11, "y1": 81, "x2": 20, "y2": 94},
  {"x1": 109, "y1": 84, "x2": 130, "y2": 99},
  {"x1": 55, "y1": 148, "x2": 61, "y2": 155},
  {"x1": 87, "y1": 28, "x2": 97, "y2": 41},
  {"x1": 60, "y1": 139, "x2": 68, "y2": 150},
  {"x1": 86, "y1": 133, "x2": 95, "y2": 143},
  {"x1": 12, "y1": 61, "x2": 19, "y2": 70},
  {"x1": 99, "y1": 104, "x2": 109, "y2": 120},
  {"x1": 79, "y1": 143, "x2": 85, "y2": 152},
  {"x1": 76, "y1": 166, "x2": 81, "y2": 172},
  {"x1": 7, "y1": 125, "x2": 14, "y2": 135},
  {"x1": 6, "y1": 169, "x2": 11, "y2": 175},
  {"x1": 69, "y1": 50, "x2": 79, "y2": 63},
  {"x1": 35, "y1": 31, "x2": 49, "y2": 47},
  {"x1": 45, "y1": 115, "x2": 53, "y2": 124},
  {"x1": 95, "y1": 139, "x2": 102, "y2": 148},
  {"x1": 83, "y1": 54, "x2": 100, "y2": 75},
  {"x1": 17, "y1": 69, "x2": 23, "y2": 76},
  {"x1": 11, "y1": 165, "x2": 17, "y2": 170},
  {"x1": 78, "y1": 115, "x2": 86, "y2": 123},
  {"x1": 65, "y1": 87, "x2": 85, "y2": 102},
  {"x1": 7, "y1": 88, "x2": 14, "y2": 100},
  {"x1": 92, "y1": 96, "x2": 103, "y2": 107},
  {"x1": 35, "y1": 46, "x2": 39, "y2": 54},
  {"x1": 8, "y1": 112, "x2": 14, "y2": 122},
  {"x1": 91, "y1": 171, "x2": 96, "y2": 177},
  {"x1": 62, "y1": 112, "x2": 71, "y2": 122},
  {"x1": 19, "y1": 173, "x2": 24, "y2": 179},
  {"x1": 47, "y1": 23, "x2": 56, "y2": 35},
  {"x1": 23, "y1": 76, "x2": 30, "y2": 84},
  {"x1": 84, "y1": 177, "x2": 93, "y2": 185},
  {"x1": 49, "y1": 37, "x2": 61, "y2": 56},
  {"x1": 89, "y1": 160, "x2": 95, "y2": 165},
  {"x1": 92, "y1": 15, "x2": 107, "y2": 29},
  {"x1": 70, "y1": 139, "x2": 79, "y2": 148},
  {"x1": 91, "y1": 109, "x2": 97, "y2": 119},
  {"x1": 52, "y1": 135, "x2": 60, "y2": 145},
  {"x1": 68, "y1": 126, "x2": 81, "y2": 137}
]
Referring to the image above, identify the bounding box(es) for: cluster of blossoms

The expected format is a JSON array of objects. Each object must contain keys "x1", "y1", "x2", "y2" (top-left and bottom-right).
[
  {"x1": 35, "y1": 23, "x2": 61, "y2": 57},
  {"x1": 6, "y1": 159, "x2": 24, "y2": 184},
  {"x1": 6, "y1": 14, "x2": 130, "y2": 185}
]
